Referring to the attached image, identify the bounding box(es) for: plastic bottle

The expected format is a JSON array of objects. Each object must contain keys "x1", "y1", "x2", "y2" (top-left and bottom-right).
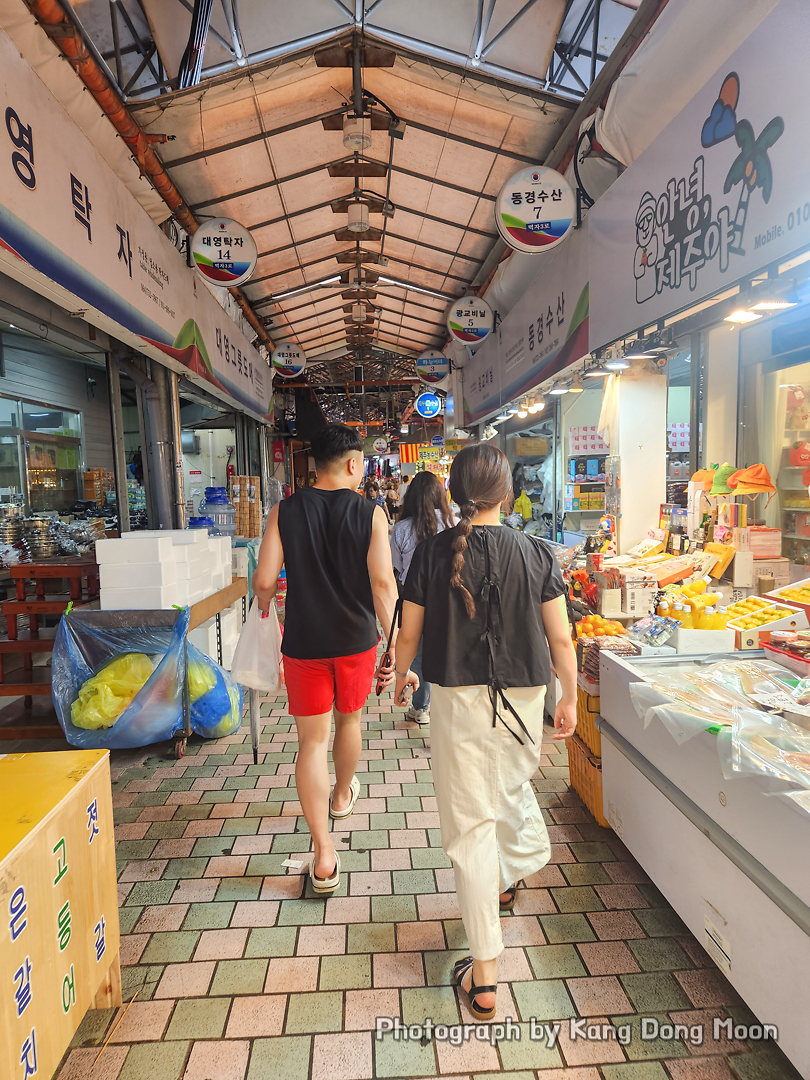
[
  {"x1": 202, "y1": 488, "x2": 237, "y2": 539},
  {"x1": 692, "y1": 577, "x2": 710, "y2": 595},
  {"x1": 699, "y1": 605, "x2": 715, "y2": 630},
  {"x1": 714, "y1": 606, "x2": 729, "y2": 629},
  {"x1": 657, "y1": 598, "x2": 670, "y2": 617},
  {"x1": 672, "y1": 602, "x2": 688, "y2": 627}
]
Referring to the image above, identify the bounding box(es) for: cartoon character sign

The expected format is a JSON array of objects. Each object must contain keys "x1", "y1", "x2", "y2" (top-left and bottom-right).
[{"x1": 633, "y1": 191, "x2": 661, "y2": 303}]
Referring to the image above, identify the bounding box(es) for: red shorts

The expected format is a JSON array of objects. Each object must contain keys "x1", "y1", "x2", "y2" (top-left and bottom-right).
[{"x1": 283, "y1": 645, "x2": 379, "y2": 716}]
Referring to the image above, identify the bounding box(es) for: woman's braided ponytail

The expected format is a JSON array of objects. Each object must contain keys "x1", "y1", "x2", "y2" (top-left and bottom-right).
[{"x1": 449, "y1": 500, "x2": 477, "y2": 618}]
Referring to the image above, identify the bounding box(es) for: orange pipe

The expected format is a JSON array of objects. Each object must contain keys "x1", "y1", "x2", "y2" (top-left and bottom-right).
[{"x1": 26, "y1": 0, "x2": 272, "y2": 349}]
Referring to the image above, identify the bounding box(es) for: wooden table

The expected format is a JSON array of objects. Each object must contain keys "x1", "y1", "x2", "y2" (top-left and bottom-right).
[{"x1": 0, "y1": 750, "x2": 121, "y2": 1080}]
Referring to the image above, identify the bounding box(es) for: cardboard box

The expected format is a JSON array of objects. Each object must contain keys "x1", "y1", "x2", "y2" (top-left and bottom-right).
[
  {"x1": 671, "y1": 628, "x2": 735, "y2": 654},
  {"x1": 622, "y1": 586, "x2": 657, "y2": 616},
  {"x1": 598, "y1": 589, "x2": 622, "y2": 617},
  {"x1": 731, "y1": 550, "x2": 754, "y2": 589}
]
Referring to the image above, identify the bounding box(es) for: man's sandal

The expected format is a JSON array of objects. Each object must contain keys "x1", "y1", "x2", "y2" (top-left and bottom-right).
[
  {"x1": 453, "y1": 956, "x2": 497, "y2": 1021},
  {"x1": 329, "y1": 775, "x2": 360, "y2": 820},
  {"x1": 309, "y1": 852, "x2": 340, "y2": 894},
  {"x1": 499, "y1": 880, "x2": 523, "y2": 912}
]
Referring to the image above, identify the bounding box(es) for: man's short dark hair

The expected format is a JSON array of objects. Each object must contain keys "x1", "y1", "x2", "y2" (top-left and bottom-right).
[{"x1": 310, "y1": 424, "x2": 363, "y2": 469}]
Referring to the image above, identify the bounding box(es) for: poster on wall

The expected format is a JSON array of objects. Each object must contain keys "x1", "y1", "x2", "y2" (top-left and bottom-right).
[
  {"x1": 0, "y1": 28, "x2": 272, "y2": 417},
  {"x1": 589, "y1": 0, "x2": 810, "y2": 350},
  {"x1": 462, "y1": 220, "x2": 590, "y2": 426}
]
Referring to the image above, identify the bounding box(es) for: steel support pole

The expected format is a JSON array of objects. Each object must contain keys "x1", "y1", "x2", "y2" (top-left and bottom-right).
[
  {"x1": 106, "y1": 351, "x2": 131, "y2": 532},
  {"x1": 169, "y1": 370, "x2": 186, "y2": 529}
]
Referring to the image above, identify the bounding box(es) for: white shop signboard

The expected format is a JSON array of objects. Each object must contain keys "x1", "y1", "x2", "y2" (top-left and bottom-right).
[
  {"x1": 462, "y1": 220, "x2": 590, "y2": 427},
  {"x1": 0, "y1": 28, "x2": 272, "y2": 417},
  {"x1": 589, "y1": 0, "x2": 810, "y2": 351}
]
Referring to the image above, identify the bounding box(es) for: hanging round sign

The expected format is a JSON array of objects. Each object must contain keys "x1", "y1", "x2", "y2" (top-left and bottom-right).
[
  {"x1": 495, "y1": 166, "x2": 576, "y2": 253},
  {"x1": 414, "y1": 392, "x2": 442, "y2": 419},
  {"x1": 446, "y1": 296, "x2": 494, "y2": 346},
  {"x1": 271, "y1": 343, "x2": 306, "y2": 379},
  {"x1": 190, "y1": 217, "x2": 258, "y2": 287},
  {"x1": 416, "y1": 349, "x2": 450, "y2": 384},
  {"x1": 372, "y1": 437, "x2": 388, "y2": 454},
  {"x1": 431, "y1": 435, "x2": 445, "y2": 447}
]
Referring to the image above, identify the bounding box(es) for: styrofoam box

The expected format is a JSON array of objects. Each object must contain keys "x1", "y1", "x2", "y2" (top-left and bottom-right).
[
  {"x1": 96, "y1": 535, "x2": 175, "y2": 565},
  {"x1": 101, "y1": 584, "x2": 177, "y2": 610},
  {"x1": 212, "y1": 569, "x2": 227, "y2": 591},
  {"x1": 671, "y1": 628, "x2": 736, "y2": 654},
  {"x1": 99, "y1": 561, "x2": 177, "y2": 589},
  {"x1": 121, "y1": 528, "x2": 209, "y2": 547},
  {"x1": 233, "y1": 548, "x2": 249, "y2": 578},
  {"x1": 189, "y1": 617, "x2": 218, "y2": 658}
]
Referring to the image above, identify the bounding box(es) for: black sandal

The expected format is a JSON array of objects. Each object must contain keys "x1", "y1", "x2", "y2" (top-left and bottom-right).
[
  {"x1": 453, "y1": 956, "x2": 497, "y2": 1021},
  {"x1": 499, "y1": 879, "x2": 523, "y2": 912}
]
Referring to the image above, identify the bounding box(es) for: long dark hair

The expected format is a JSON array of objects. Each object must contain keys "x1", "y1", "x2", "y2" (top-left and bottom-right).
[
  {"x1": 400, "y1": 471, "x2": 453, "y2": 543},
  {"x1": 449, "y1": 443, "x2": 513, "y2": 618},
  {"x1": 363, "y1": 480, "x2": 379, "y2": 500}
]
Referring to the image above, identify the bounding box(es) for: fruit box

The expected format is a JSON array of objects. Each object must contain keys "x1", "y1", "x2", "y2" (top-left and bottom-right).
[
  {"x1": 765, "y1": 577, "x2": 810, "y2": 618},
  {"x1": 725, "y1": 596, "x2": 808, "y2": 650}
]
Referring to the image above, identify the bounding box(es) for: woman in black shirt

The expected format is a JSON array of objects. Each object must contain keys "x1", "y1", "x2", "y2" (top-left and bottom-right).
[{"x1": 394, "y1": 443, "x2": 577, "y2": 1020}]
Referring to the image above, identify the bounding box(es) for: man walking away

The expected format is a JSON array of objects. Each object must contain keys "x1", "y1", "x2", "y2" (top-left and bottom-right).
[{"x1": 253, "y1": 424, "x2": 410, "y2": 894}]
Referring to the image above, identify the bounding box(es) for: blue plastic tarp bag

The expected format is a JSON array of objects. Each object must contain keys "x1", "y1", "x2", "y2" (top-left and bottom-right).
[
  {"x1": 52, "y1": 607, "x2": 189, "y2": 749},
  {"x1": 187, "y1": 644, "x2": 244, "y2": 740}
]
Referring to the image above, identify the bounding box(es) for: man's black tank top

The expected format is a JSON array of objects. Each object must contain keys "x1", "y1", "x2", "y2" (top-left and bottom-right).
[{"x1": 278, "y1": 487, "x2": 378, "y2": 659}]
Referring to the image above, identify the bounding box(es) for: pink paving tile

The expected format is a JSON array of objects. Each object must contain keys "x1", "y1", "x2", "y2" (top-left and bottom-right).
[
  {"x1": 556, "y1": 1015, "x2": 627, "y2": 1066},
  {"x1": 255, "y1": 774, "x2": 292, "y2": 789},
  {"x1": 535, "y1": 1069, "x2": 600, "y2": 1080},
  {"x1": 231, "y1": 836, "x2": 273, "y2": 856},
  {"x1": 669, "y1": 1009, "x2": 750, "y2": 1055},
  {"x1": 108, "y1": 1000, "x2": 173, "y2": 1043},
  {"x1": 566, "y1": 975, "x2": 633, "y2": 1016},
  {"x1": 118, "y1": 859, "x2": 168, "y2": 882},
  {"x1": 265, "y1": 956, "x2": 319, "y2": 992},
  {"x1": 577, "y1": 941, "x2": 641, "y2": 976},
  {"x1": 152, "y1": 839, "x2": 196, "y2": 859},
  {"x1": 281, "y1": 800, "x2": 303, "y2": 817},
  {"x1": 171, "y1": 878, "x2": 219, "y2": 903},
  {"x1": 257, "y1": 816, "x2": 297, "y2": 834},
  {"x1": 675, "y1": 969, "x2": 741, "y2": 1008},
  {"x1": 548, "y1": 843, "x2": 576, "y2": 863},
  {"x1": 371, "y1": 848, "x2": 412, "y2": 871},
  {"x1": 115, "y1": 823, "x2": 151, "y2": 841},
  {"x1": 497, "y1": 946, "x2": 533, "y2": 982},
  {"x1": 678, "y1": 935, "x2": 714, "y2": 969},
  {"x1": 337, "y1": 815, "x2": 371, "y2": 832},
  {"x1": 354, "y1": 797, "x2": 387, "y2": 814},
  {"x1": 166, "y1": 790, "x2": 203, "y2": 805},
  {"x1": 524, "y1": 864, "x2": 567, "y2": 888},
  {"x1": 183, "y1": 818, "x2": 224, "y2": 837},
  {"x1": 210, "y1": 803, "x2": 248, "y2": 818},
  {"x1": 312, "y1": 1032, "x2": 373, "y2": 1080},
  {"x1": 359, "y1": 749, "x2": 383, "y2": 760},
  {"x1": 215, "y1": 764, "x2": 248, "y2": 777},
  {"x1": 230, "y1": 901, "x2": 280, "y2": 928},
  {"x1": 125, "y1": 780, "x2": 162, "y2": 793},
  {"x1": 183, "y1": 1039, "x2": 250, "y2": 1080},
  {"x1": 226, "y1": 995, "x2": 287, "y2": 1038},
  {"x1": 373, "y1": 952, "x2": 425, "y2": 987},
  {"x1": 155, "y1": 961, "x2": 215, "y2": 999},
  {"x1": 205, "y1": 855, "x2": 249, "y2": 877},
  {"x1": 384, "y1": 770, "x2": 415, "y2": 784},
  {"x1": 194, "y1": 928, "x2": 248, "y2": 961},
  {"x1": 513, "y1": 887, "x2": 556, "y2": 915},
  {"x1": 136, "y1": 806, "x2": 178, "y2": 821},
  {"x1": 389, "y1": 829, "x2": 428, "y2": 848},
  {"x1": 547, "y1": 824, "x2": 585, "y2": 843},
  {"x1": 396, "y1": 921, "x2": 445, "y2": 952},
  {"x1": 234, "y1": 789, "x2": 272, "y2": 803},
  {"x1": 325, "y1": 896, "x2": 371, "y2": 924},
  {"x1": 191, "y1": 777, "x2": 226, "y2": 790},
  {"x1": 368, "y1": 784, "x2": 401, "y2": 797},
  {"x1": 665, "y1": 1058, "x2": 736, "y2": 1080},
  {"x1": 549, "y1": 807, "x2": 590, "y2": 824},
  {"x1": 405, "y1": 811, "x2": 441, "y2": 829},
  {"x1": 594, "y1": 883, "x2": 649, "y2": 910},
  {"x1": 57, "y1": 1046, "x2": 129, "y2": 1080},
  {"x1": 119, "y1": 935, "x2": 148, "y2": 965},
  {"x1": 603, "y1": 860, "x2": 651, "y2": 884},
  {"x1": 134, "y1": 904, "x2": 189, "y2": 933},
  {"x1": 417, "y1": 894, "x2": 461, "y2": 921},
  {"x1": 500, "y1": 915, "x2": 546, "y2": 947},
  {"x1": 350, "y1": 871, "x2": 392, "y2": 896},
  {"x1": 117, "y1": 882, "x2": 134, "y2": 906},
  {"x1": 420, "y1": 796, "x2": 439, "y2": 812},
  {"x1": 587, "y1": 910, "x2": 646, "y2": 940},
  {"x1": 436, "y1": 1030, "x2": 500, "y2": 1074},
  {"x1": 297, "y1": 924, "x2": 346, "y2": 955},
  {"x1": 458, "y1": 981, "x2": 517, "y2": 1026},
  {"x1": 435, "y1": 868, "x2": 456, "y2": 893},
  {"x1": 260, "y1": 876, "x2": 306, "y2": 902}
]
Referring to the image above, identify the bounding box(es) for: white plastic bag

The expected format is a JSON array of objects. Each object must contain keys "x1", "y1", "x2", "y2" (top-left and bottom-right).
[{"x1": 230, "y1": 598, "x2": 283, "y2": 692}]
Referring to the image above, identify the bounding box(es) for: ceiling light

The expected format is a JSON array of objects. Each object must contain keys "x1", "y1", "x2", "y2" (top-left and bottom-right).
[
  {"x1": 347, "y1": 203, "x2": 370, "y2": 233},
  {"x1": 507, "y1": 406, "x2": 519, "y2": 415},
  {"x1": 585, "y1": 364, "x2": 611, "y2": 377},
  {"x1": 567, "y1": 374, "x2": 583, "y2": 393},
  {"x1": 528, "y1": 395, "x2": 543, "y2": 413},
  {"x1": 376, "y1": 276, "x2": 455, "y2": 302},
  {"x1": 548, "y1": 383, "x2": 569, "y2": 395},
  {"x1": 606, "y1": 357, "x2": 630, "y2": 370},
  {"x1": 622, "y1": 352, "x2": 655, "y2": 360},
  {"x1": 724, "y1": 308, "x2": 762, "y2": 323},
  {"x1": 351, "y1": 304, "x2": 366, "y2": 323},
  {"x1": 517, "y1": 401, "x2": 528, "y2": 418},
  {"x1": 495, "y1": 413, "x2": 510, "y2": 422},
  {"x1": 750, "y1": 299, "x2": 797, "y2": 311},
  {"x1": 271, "y1": 276, "x2": 341, "y2": 301},
  {"x1": 343, "y1": 116, "x2": 372, "y2": 151}
]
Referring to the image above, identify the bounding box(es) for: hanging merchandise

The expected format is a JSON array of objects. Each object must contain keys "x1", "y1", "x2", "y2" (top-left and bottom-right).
[
  {"x1": 416, "y1": 349, "x2": 451, "y2": 384},
  {"x1": 414, "y1": 392, "x2": 442, "y2": 419},
  {"x1": 272, "y1": 342, "x2": 307, "y2": 378},
  {"x1": 190, "y1": 217, "x2": 258, "y2": 287},
  {"x1": 446, "y1": 295, "x2": 494, "y2": 346},
  {"x1": 495, "y1": 166, "x2": 576, "y2": 253}
]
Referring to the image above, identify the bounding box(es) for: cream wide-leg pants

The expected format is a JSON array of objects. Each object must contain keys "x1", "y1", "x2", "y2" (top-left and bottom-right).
[{"x1": 430, "y1": 683, "x2": 551, "y2": 960}]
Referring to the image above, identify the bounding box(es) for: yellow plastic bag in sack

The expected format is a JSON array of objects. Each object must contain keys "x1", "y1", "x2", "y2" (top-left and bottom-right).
[
  {"x1": 71, "y1": 652, "x2": 154, "y2": 730},
  {"x1": 514, "y1": 489, "x2": 533, "y2": 521}
]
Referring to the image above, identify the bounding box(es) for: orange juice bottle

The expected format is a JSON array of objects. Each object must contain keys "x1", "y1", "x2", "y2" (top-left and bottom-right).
[{"x1": 700, "y1": 605, "x2": 715, "y2": 630}]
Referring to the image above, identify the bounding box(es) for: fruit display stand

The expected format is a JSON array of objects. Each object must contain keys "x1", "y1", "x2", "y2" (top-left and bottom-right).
[
  {"x1": 0, "y1": 749, "x2": 121, "y2": 1080},
  {"x1": 765, "y1": 577, "x2": 810, "y2": 618}
]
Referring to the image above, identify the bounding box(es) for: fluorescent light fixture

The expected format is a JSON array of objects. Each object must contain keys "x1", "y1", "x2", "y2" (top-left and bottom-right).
[
  {"x1": 494, "y1": 413, "x2": 510, "y2": 422},
  {"x1": 750, "y1": 299, "x2": 797, "y2": 311},
  {"x1": 548, "y1": 384, "x2": 569, "y2": 395},
  {"x1": 376, "y1": 276, "x2": 455, "y2": 302},
  {"x1": 724, "y1": 308, "x2": 762, "y2": 323},
  {"x1": 507, "y1": 406, "x2": 519, "y2": 415},
  {"x1": 585, "y1": 365, "x2": 610, "y2": 377},
  {"x1": 606, "y1": 357, "x2": 630, "y2": 370},
  {"x1": 567, "y1": 374, "x2": 583, "y2": 393},
  {"x1": 271, "y1": 276, "x2": 342, "y2": 301},
  {"x1": 623, "y1": 352, "x2": 655, "y2": 360}
]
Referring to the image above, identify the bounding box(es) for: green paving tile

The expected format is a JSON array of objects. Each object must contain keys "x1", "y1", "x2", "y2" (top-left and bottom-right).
[
  {"x1": 200, "y1": 789, "x2": 237, "y2": 804},
  {"x1": 69, "y1": 1006, "x2": 114, "y2": 1046},
  {"x1": 183, "y1": 900, "x2": 235, "y2": 930},
  {"x1": 628, "y1": 937, "x2": 692, "y2": 971},
  {"x1": 569, "y1": 841, "x2": 617, "y2": 862},
  {"x1": 131, "y1": 794, "x2": 167, "y2": 807},
  {"x1": 173, "y1": 804, "x2": 212, "y2": 820},
  {"x1": 183, "y1": 766, "x2": 217, "y2": 777},
  {"x1": 272, "y1": 834, "x2": 313, "y2": 853},
  {"x1": 550, "y1": 885, "x2": 605, "y2": 913},
  {"x1": 157, "y1": 778, "x2": 194, "y2": 792},
  {"x1": 262, "y1": 752, "x2": 296, "y2": 762},
  {"x1": 285, "y1": 990, "x2": 343, "y2": 1033},
  {"x1": 387, "y1": 797, "x2": 423, "y2": 812},
  {"x1": 512, "y1": 978, "x2": 577, "y2": 1022},
  {"x1": 410, "y1": 847, "x2": 450, "y2": 870},
  {"x1": 114, "y1": 808, "x2": 143, "y2": 825},
  {"x1": 402, "y1": 784, "x2": 434, "y2": 797},
  {"x1": 223, "y1": 776, "x2": 259, "y2": 789},
  {"x1": 577, "y1": 822, "x2": 616, "y2": 842},
  {"x1": 620, "y1": 972, "x2": 692, "y2": 1012},
  {"x1": 348, "y1": 921, "x2": 395, "y2": 953},
  {"x1": 539, "y1": 913, "x2": 596, "y2": 944},
  {"x1": 221, "y1": 817, "x2": 260, "y2": 835},
  {"x1": 424, "y1": 949, "x2": 467, "y2": 986},
  {"x1": 442, "y1": 920, "x2": 467, "y2": 951},
  {"x1": 115, "y1": 840, "x2": 158, "y2": 860},
  {"x1": 330, "y1": 850, "x2": 370, "y2": 873},
  {"x1": 247, "y1": 853, "x2": 295, "y2": 876},
  {"x1": 244, "y1": 803, "x2": 284, "y2": 818},
  {"x1": 215, "y1": 877, "x2": 262, "y2": 901},
  {"x1": 120, "y1": 964, "x2": 163, "y2": 1002},
  {"x1": 245, "y1": 925, "x2": 298, "y2": 959},
  {"x1": 119, "y1": 1040, "x2": 189, "y2": 1080},
  {"x1": 278, "y1": 898, "x2": 325, "y2": 925},
  {"x1": 496, "y1": 1023, "x2": 563, "y2": 1072},
  {"x1": 728, "y1": 1048, "x2": 804, "y2": 1080},
  {"x1": 163, "y1": 857, "x2": 208, "y2": 879},
  {"x1": 637, "y1": 883, "x2": 669, "y2": 908},
  {"x1": 375, "y1": 1031, "x2": 437, "y2": 1078},
  {"x1": 371, "y1": 812, "x2": 407, "y2": 830},
  {"x1": 165, "y1": 995, "x2": 231, "y2": 1039},
  {"x1": 372, "y1": 894, "x2": 417, "y2": 922},
  {"x1": 210, "y1": 957, "x2": 269, "y2": 995},
  {"x1": 140, "y1": 930, "x2": 200, "y2": 964},
  {"x1": 561, "y1": 862, "x2": 612, "y2": 886},
  {"x1": 428, "y1": 829, "x2": 443, "y2": 847},
  {"x1": 609, "y1": 1014, "x2": 690, "y2": 1061},
  {"x1": 634, "y1": 907, "x2": 689, "y2": 937},
  {"x1": 248, "y1": 1036, "x2": 311, "y2": 1080},
  {"x1": 351, "y1": 829, "x2": 390, "y2": 850},
  {"x1": 401, "y1": 984, "x2": 460, "y2": 1025},
  {"x1": 602, "y1": 1063, "x2": 669, "y2": 1080},
  {"x1": 393, "y1": 869, "x2": 436, "y2": 894},
  {"x1": 526, "y1": 943, "x2": 587, "y2": 979},
  {"x1": 118, "y1": 907, "x2": 143, "y2": 935},
  {"x1": 145, "y1": 821, "x2": 188, "y2": 839},
  {"x1": 319, "y1": 952, "x2": 371, "y2": 990},
  {"x1": 191, "y1": 836, "x2": 234, "y2": 857}
]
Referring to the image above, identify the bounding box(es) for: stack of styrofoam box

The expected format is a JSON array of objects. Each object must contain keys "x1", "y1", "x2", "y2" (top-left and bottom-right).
[
  {"x1": 667, "y1": 422, "x2": 690, "y2": 451},
  {"x1": 210, "y1": 535, "x2": 233, "y2": 592},
  {"x1": 232, "y1": 546, "x2": 249, "y2": 582},
  {"x1": 569, "y1": 425, "x2": 609, "y2": 455},
  {"x1": 188, "y1": 602, "x2": 243, "y2": 669},
  {"x1": 97, "y1": 530, "x2": 229, "y2": 610}
]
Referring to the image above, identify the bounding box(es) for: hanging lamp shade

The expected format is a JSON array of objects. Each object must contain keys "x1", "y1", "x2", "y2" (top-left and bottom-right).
[
  {"x1": 343, "y1": 116, "x2": 372, "y2": 150},
  {"x1": 347, "y1": 202, "x2": 370, "y2": 233}
]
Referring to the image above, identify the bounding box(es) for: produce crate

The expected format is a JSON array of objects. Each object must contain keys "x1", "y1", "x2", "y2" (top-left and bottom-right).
[
  {"x1": 566, "y1": 733, "x2": 609, "y2": 828},
  {"x1": 576, "y1": 684, "x2": 602, "y2": 757}
]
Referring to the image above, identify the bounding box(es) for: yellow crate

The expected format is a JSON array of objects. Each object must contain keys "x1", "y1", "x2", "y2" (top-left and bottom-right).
[
  {"x1": 576, "y1": 685, "x2": 602, "y2": 757},
  {"x1": 566, "y1": 734, "x2": 610, "y2": 828}
]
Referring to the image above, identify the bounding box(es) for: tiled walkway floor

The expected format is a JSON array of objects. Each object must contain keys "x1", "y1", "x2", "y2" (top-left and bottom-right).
[{"x1": 53, "y1": 686, "x2": 799, "y2": 1080}]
